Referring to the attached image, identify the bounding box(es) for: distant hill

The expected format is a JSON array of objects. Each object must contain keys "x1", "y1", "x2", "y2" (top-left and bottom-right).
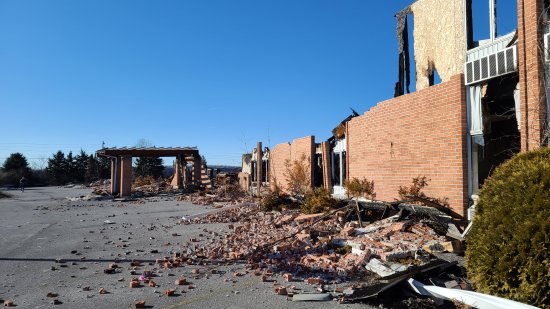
[{"x1": 208, "y1": 165, "x2": 241, "y2": 173}]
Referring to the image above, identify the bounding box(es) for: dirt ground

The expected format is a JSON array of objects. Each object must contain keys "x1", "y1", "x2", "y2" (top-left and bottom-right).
[{"x1": 0, "y1": 187, "x2": 375, "y2": 309}]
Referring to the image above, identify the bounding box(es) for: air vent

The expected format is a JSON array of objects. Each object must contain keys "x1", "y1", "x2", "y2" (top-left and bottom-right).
[{"x1": 465, "y1": 45, "x2": 517, "y2": 85}]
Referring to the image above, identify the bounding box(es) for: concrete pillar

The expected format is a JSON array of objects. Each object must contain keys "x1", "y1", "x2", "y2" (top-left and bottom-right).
[
  {"x1": 170, "y1": 156, "x2": 183, "y2": 188},
  {"x1": 256, "y1": 142, "x2": 262, "y2": 196},
  {"x1": 321, "y1": 141, "x2": 332, "y2": 191},
  {"x1": 193, "y1": 156, "x2": 202, "y2": 183},
  {"x1": 119, "y1": 156, "x2": 133, "y2": 197},
  {"x1": 110, "y1": 157, "x2": 120, "y2": 195}
]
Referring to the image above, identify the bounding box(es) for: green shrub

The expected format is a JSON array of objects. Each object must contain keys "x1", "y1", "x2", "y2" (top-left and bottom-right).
[
  {"x1": 465, "y1": 147, "x2": 550, "y2": 308},
  {"x1": 260, "y1": 186, "x2": 290, "y2": 212},
  {"x1": 302, "y1": 187, "x2": 337, "y2": 214}
]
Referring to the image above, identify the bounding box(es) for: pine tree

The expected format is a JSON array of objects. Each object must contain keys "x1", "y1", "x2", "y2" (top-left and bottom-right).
[
  {"x1": 73, "y1": 150, "x2": 89, "y2": 183},
  {"x1": 85, "y1": 154, "x2": 99, "y2": 183},
  {"x1": 134, "y1": 157, "x2": 164, "y2": 178},
  {"x1": 66, "y1": 151, "x2": 75, "y2": 183},
  {"x1": 47, "y1": 151, "x2": 68, "y2": 185},
  {"x1": 97, "y1": 155, "x2": 111, "y2": 179}
]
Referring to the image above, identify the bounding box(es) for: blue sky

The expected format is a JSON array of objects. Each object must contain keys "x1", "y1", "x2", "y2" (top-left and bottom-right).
[{"x1": 0, "y1": 1, "x2": 517, "y2": 167}]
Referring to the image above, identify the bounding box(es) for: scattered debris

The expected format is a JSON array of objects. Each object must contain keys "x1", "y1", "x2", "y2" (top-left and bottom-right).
[{"x1": 292, "y1": 293, "x2": 332, "y2": 302}]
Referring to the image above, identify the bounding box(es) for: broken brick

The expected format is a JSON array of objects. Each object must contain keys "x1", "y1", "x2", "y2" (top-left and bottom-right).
[
  {"x1": 130, "y1": 261, "x2": 141, "y2": 267},
  {"x1": 175, "y1": 277, "x2": 187, "y2": 285},
  {"x1": 148, "y1": 280, "x2": 156, "y2": 287},
  {"x1": 340, "y1": 226, "x2": 355, "y2": 236},
  {"x1": 282, "y1": 273, "x2": 293, "y2": 282},
  {"x1": 164, "y1": 288, "x2": 175, "y2": 296},
  {"x1": 305, "y1": 277, "x2": 324, "y2": 285},
  {"x1": 3, "y1": 300, "x2": 14, "y2": 307},
  {"x1": 104, "y1": 268, "x2": 116, "y2": 274},
  {"x1": 129, "y1": 279, "x2": 140, "y2": 288},
  {"x1": 99, "y1": 288, "x2": 107, "y2": 294},
  {"x1": 274, "y1": 286, "x2": 287, "y2": 295},
  {"x1": 134, "y1": 300, "x2": 146, "y2": 308}
]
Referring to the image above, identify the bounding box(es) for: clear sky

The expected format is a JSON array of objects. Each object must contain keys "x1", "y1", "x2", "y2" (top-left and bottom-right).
[{"x1": 0, "y1": 1, "x2": 518, "y2": 167}]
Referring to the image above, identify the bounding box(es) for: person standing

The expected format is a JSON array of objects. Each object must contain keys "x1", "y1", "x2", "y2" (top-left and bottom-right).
[{"x1": 20, "y1": 176, "x2": 27, "y2": 192}]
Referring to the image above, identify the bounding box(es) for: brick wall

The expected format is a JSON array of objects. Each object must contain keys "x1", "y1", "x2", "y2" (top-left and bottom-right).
[
  {"x1": 270, "y1": 136, "x2": 315, "y2": 192},
  {"x1": 347, "y1": 74, "x2": 468, "y2": 217},
  {"x1": 518, "y1": 0, "x2": 547, "y2": 150}
]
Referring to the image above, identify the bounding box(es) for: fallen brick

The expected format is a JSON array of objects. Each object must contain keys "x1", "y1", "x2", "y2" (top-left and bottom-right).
[
  {"x1": 283, "y1": 273, "x2": 293, "y2": 282},
  {"x1": 130, "y1": 261, "x2": 141, "y2": 267},
  {"x1": 340, "y1": 226, "x2": 355, "y2": 236},
  {"x1": 135, "y1": 300, "x2": 146, "y2": 308},
  {"x1": 164, "y1": 288, "x2": 175, "y2": 296},
  {"x1": 294, "y1": 213, "x2": 324, "y2": 223},
  {"x1": 305, "y1": 277, "x2": 324, "y2": 285},
  {"x1": 274, "y1": 286, "x2": 287, "y2": 295},
  {"x1": 104, "y1": 268, "x2": 116, "y2": 274},
  {"x1": 175, "y1": 278, "x2": 187, "y2": 285},
  {"x1": 129, "y1": 279, "x2": 140, "y2": 288},
  {"x1": 148, "y1": 280, "x2": 156, "y2": 287}
]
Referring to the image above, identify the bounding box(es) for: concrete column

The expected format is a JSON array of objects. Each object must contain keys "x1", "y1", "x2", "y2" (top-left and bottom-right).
[
  {"x1": 193, "y1": 156, "x2": 202, "y2": 183},
  {"x1": 170, "y1": 156, "x2": 183, "y2": 188},
  {"x1": 110, "y1": 157, "x2": 120, "y2": 195},
  {"x1": 256, "y1": 142, "x2": 262, "y2": 196},
  {"x1": 321, "y1": 141, "x2": 332, "y2": 191},
  {"x1": 119, "y1": 156, "x2": 133, "y2": 197}
]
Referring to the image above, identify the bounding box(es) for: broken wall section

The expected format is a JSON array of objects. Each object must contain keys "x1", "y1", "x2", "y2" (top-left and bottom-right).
[
  {"x1": 347, "y1": 75, "x2": 468, "y2": 217},
  {"x1": 270, "y1": 136, "x2": 315, "y2": 193},
  {"x1": 411, "y1": 0, "x2": 466, "y2": 90}
]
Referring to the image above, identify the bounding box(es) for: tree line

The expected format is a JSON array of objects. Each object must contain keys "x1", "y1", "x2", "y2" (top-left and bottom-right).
[
  {"x1": 0, "y1": 151, "x2": 111, "y2": 187},
  {"x1": 0, "y1": 151, "x2": 169, "y2": 187}
]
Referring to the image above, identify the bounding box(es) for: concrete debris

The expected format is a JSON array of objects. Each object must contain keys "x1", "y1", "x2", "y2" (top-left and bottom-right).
[
  {"x1": 170, "y1": 199, "x2": 467, "y2": 304},
  {"x1": 3, "y1": 300, "x2": 14, "y2": 307},
  {"x1": 408, "y1": 279, "x2": 540, "y2": 309},
  {"x1": 292, "y1": 293, "x2": 332, "y2": 302},
  {"x1": 175, "y1": 189, "x2": 254, "y2": 206}
]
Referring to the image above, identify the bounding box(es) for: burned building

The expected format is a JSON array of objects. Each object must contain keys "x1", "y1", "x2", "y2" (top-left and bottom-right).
[{"x1": 240, "y1": 0, "x2": 548, "y2": 220}]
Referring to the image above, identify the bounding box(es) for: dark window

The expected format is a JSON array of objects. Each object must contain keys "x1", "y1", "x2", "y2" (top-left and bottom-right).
[
  {"x1": 251, "y1": 161, "x2": 257, "y2": 182},
  {"x1": 314, "y1": 154, "x2": 323, "y2": 188},
  {"x1": 262, "y1": 160, "x2": 269, "y2": 183},
  {"x1": 342, "y1": 151, "x2": 346, "y2": 182},
  {"x1": 332, "y1": 153, "x2": 340, "y2": 187}
]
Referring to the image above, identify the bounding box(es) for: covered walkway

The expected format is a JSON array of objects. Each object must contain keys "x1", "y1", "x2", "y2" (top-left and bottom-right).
[{"x1": 96, "y1": 147, "x2": 201, "y2": 196}]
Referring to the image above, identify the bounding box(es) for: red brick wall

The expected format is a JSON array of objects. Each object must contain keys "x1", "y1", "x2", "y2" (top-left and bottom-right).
[
  {"x1": 347, "y1": 74, "x2": 468, "y2": 217},
  {"x1": 270, "y1": 142, "x2": 291, "y2": 191},
  {"x1": 518, "y1": 0, "x2": 547, "y2": 150},
  {"x1": 270, "y1": 136, "x2": 315, "y2": 192}
]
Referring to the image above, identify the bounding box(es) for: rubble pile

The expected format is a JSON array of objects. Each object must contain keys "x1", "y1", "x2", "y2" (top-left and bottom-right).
[
  {"x1": 179, "y1": 202, "x2": 465, "y2": 298},
  {"x1": 175, "y1": 189, "x2": 254, "y2": 206},
  {"x1": 132, "y1": 176, "x2": 174, "y2": 195}
]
